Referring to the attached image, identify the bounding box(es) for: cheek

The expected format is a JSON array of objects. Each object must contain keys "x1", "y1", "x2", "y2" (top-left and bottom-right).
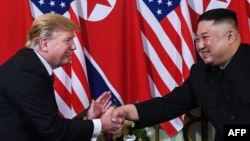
[
  {"x1": 204, "y1": 38, "x2": 213, "y2": 46},
  {"x1": 204, "y1": 38, "x2": 219, "y2": 52},
  {"x1": 53, "y1": 45, "x2": 67, "y2": 54},
  {"x1": 50, "y1": 49, "x2": 65, "y2": 63},
  {"x1": 209, "y1": 39, "x2": 224, "y2": 51}
]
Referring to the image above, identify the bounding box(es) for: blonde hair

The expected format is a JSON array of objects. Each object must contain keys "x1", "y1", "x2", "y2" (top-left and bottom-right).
[{"x1": 25, "y1": 13, "x2": 80, "y2": 49}]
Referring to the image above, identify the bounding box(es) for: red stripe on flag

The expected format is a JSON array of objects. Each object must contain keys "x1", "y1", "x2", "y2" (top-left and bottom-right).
[
  {"x1": 175, "y1": 5, "x2": 196, "y2": 79},
  {"x1": 145, "y1": 57, "x2": 171, "y2": 94},
  {"x1": 138, "y1": 13, "x2": 182, "y2": 86},
  {"x1": 160, "y1": 120, "x2": 178, "y2": 137},
  {"x1": 54, "y1": 75, "x2": 71, "y2": 109},
  {"x1": 137, "y1": 0, "x2": 195, "y2": 136},
  {"x1": 71, "y1": 52, "x2": 91, "y2": 102},
  {"x1": 71, "y1": 89, "x2": 86, "y2": 114}
]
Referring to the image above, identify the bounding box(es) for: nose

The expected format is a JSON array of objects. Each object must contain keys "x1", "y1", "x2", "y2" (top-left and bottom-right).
[
  {"x1": 71, "y1": 43, "x2": 77, "y2": 50},
  {"x1": 195, "y1": 39, "x2": 205, "y2": 51}
]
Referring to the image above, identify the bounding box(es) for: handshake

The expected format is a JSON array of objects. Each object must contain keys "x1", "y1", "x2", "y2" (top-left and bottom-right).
[
  {"x1": 100, "y1": 104, "x2": 125, "y2": 134},
  {"x1": 83, "y1": 91, "x2": 135, "y2": 135}
]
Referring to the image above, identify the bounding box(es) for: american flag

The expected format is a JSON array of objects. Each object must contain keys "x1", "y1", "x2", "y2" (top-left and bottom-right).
[
  {"x1": 30, "y1": 0, "x2": 91, "y2": 118},
  {"x1": 137, "y1": 0, "x2": 196, "y2": 136}
]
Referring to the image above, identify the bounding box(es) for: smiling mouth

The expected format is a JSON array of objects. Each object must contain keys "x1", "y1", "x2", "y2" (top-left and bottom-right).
[{"x1": 200, "y1": 51, "x2": 209, "y2": 57}]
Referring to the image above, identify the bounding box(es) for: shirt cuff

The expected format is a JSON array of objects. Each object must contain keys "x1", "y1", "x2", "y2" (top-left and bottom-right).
[{"x1": 91, "y1": 119, "x2": 102, "y2": 141}]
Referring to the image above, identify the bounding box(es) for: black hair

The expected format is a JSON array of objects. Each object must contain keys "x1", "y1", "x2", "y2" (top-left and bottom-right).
[{"x1": 198, "y1": 8, "x2": 238, "y2": 28}]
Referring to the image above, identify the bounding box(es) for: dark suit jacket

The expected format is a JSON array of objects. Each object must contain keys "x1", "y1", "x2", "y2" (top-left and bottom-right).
[
  {"x1": 134, "y1": 43, "x2": 250, "y2": 141},
  {"x1": 0, "y1": 48, "x2": 94, "y2": 141}
]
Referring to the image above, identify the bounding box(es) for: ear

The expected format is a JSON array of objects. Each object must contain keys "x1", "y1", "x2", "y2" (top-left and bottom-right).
[
  {"x1": 227, "y1": 30, "x2": 236, "y2": 42},
  {"x1": 39, "y1": 37, "x2": 49, "y2": 51}
]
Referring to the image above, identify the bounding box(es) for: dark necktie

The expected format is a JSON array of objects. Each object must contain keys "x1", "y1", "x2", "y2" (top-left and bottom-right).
[{"x1": 50, "y1": 75, "x2": 54, "y2": 84}]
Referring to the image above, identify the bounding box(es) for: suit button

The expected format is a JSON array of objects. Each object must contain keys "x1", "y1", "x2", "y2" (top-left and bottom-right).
[{"x1": 226, "y1": 96, "x2": 231, "y2": 100}]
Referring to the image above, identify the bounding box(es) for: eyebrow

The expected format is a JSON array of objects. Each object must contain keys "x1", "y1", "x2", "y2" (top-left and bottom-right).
[{"x1": 195, "y1": 32, "x2": 209, "y2": 37}]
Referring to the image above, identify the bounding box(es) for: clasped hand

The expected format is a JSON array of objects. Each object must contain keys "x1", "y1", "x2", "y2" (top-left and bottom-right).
[{"x1": 87, "y1": 91, "x2": 126, "y2": 134}]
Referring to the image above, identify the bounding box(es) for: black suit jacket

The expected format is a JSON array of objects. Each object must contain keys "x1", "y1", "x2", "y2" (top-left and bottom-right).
[
  {"x1": 134, "y1": 43, "x2": 250, "y2": 141},
  {"x1": 0, "y1": 48, "x2": 94, "y2": 141}
]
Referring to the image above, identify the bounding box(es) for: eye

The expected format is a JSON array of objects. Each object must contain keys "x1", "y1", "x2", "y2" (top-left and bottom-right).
[
  {"x1": 63, "y1": 39, "x2": 70, "y2": 43},
  {"x1": 63, "y1": 38, "x2": 74, "y2": 44},
  {"x1": 202, "y1": 36, "x2": 209, "y2": 40},
  {"x1": 195, "y1": 35, "x2": 209, "y2": 42},
  {"x1": 195, "y1": 37, "x2": 200, "y2": 42}
]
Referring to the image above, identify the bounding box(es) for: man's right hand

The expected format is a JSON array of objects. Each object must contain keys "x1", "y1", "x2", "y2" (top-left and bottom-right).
[{"x1": 100, "y1": 106, "x2": 125, "y2": 134}]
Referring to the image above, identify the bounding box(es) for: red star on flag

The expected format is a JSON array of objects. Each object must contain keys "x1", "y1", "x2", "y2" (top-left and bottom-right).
[
  {"x1": 87, "y1": 0, "x2": 111, "y2": 18},
  {"x1": 203, "y1": 0, "x2": 229, "y2": 11}
]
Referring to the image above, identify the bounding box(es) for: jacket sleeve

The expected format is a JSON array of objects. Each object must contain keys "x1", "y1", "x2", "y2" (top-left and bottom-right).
[{"x1": 133, "y1": 66, "x2": 198, "y2": 129}]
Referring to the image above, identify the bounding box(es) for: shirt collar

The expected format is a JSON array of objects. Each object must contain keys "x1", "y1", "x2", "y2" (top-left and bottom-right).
[{"x1": 34, "y1": 50, "x2": 53, "y2": 76}]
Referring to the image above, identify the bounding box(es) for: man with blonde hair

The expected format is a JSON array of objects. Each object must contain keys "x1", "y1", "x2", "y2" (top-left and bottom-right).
[{"x1": 0, "y1": 13, "x2": 122, "y2": 141}]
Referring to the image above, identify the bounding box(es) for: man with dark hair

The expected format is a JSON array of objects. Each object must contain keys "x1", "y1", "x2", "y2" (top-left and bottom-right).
[{"x1": 112, "y1": 8, "x2": 250, "y2": 141}]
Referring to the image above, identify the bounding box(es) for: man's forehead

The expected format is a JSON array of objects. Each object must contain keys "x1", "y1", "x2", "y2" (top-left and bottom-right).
[
  {"x1": 196, "y1": 20, "x2": 227, "y2": 35},
  {"x1": 196, "y1": 21, "x2": 214, "y2": 35}
]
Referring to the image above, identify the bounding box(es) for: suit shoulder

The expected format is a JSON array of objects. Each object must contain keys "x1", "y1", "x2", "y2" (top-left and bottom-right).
[
  {"x1": 241, "y1": 43, "x2": 250, "y2": 53},
  {"x1": 190, "y1": 60, "x2": 206, "y2": 72}
]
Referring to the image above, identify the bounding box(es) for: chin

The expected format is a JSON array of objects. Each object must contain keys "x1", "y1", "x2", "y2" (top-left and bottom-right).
[
  {"x1": 203, "y1": 60, "x2": 213, "y2": 65},
  {"x1": 61, "y1": 61, "x2": 70, "y2": 66},
  {"x1": 65, "y1": 58, "x2": 72, "y2": 63}
]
